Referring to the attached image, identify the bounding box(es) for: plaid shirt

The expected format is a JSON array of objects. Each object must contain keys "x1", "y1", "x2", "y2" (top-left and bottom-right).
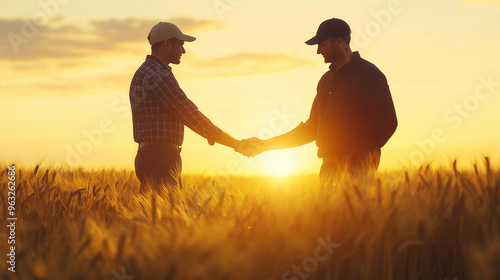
[{"x1": 129, "y1": 55, "x2": 222, "y2": 146}]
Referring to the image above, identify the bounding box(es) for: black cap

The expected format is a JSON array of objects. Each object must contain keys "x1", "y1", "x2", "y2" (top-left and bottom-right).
[{"x1": 305, "y1": 18, "x2": 351, "y2": 45}]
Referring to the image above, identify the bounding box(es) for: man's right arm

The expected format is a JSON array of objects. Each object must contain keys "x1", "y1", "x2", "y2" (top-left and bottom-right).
[
  {"x1": 240, "y1": 97, "x2": 319, "y2": 155},
  {"x1": 262, "y1": 120, "x2": 317, "y2": 150},
  {"x1": 147, "y1": 71, "x2": 247, "y2": 152}
]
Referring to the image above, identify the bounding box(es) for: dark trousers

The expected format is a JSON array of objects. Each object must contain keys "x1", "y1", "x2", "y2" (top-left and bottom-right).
[
  {"x1": 319, "y1": 149, "x2": 381, "y2": 186},
  {"x1": 134, "y1": 145, "x2": 182, "y2": 194}
]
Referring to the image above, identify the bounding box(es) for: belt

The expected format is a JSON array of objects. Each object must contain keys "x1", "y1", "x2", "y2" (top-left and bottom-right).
[{"x1": 139, "y1": 141, "x2": 181, "y2": 152}]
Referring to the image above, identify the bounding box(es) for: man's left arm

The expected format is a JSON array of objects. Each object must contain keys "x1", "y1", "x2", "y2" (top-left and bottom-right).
[{"x1": 361, "y1": 71, "x2": 398, "y2": 148}]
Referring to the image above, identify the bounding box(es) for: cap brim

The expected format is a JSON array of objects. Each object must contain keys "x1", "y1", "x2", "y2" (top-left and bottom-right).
[
  {"x1": 176, "y1": 34, "x2": 196, "y2": 42},
  {"x1": 305, "y1": 36, "x2": 319, "y2": 45}
]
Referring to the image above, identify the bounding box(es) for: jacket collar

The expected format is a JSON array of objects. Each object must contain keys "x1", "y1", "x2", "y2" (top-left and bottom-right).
[{"x1": 329, "y1": 51, "x2": 360, "y2": 72}]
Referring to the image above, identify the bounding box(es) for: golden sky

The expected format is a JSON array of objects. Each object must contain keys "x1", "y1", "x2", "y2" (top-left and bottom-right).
[{"x1": 1, "y1": 0, "x2": 500, "y2": 175}]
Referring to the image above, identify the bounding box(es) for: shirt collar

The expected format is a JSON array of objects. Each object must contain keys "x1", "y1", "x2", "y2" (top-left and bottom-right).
[
  {"x1": 146, "y1": 55, "x2": 172, "y2": 72},
  {"x1": 329, "y1": 51, "x2": 361, "y2": 72}
]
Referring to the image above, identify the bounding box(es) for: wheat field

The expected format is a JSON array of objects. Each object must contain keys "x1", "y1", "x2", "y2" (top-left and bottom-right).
[{"x1": 1, "y1": 159, "x2": 499, "y2": 280}]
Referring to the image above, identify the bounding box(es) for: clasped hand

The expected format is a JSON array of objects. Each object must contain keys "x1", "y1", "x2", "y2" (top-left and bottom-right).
[{"x1": 235, "y1": 137, "x2": 265, "y2": 157}]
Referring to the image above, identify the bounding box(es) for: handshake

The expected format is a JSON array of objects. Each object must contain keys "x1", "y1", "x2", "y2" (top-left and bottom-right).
[{"x1": 235, "y1": 137, "x2": 266, "y2": 157}]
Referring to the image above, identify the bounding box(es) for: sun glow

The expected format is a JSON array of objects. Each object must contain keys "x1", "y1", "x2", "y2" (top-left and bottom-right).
[{"x1": 258, "y1": 150, "x2": 298, "y2": 177}]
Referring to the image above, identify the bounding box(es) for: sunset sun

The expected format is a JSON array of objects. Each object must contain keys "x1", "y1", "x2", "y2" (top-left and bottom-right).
[{"x1": 259, "y1": 150, "x2": 298, "y2": 177}]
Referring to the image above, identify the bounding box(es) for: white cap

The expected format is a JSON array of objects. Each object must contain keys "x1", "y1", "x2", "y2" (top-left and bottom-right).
[{"x1": 147, "y1": 22, "x2": 196, "y2": 45}]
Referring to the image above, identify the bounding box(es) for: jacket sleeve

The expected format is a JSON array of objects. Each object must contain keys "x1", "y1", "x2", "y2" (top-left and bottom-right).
[
  {"x1": 360, "y1": 71, "x2": 398, "y2": 148},
  {"x1": 289, "y1": 96, "x2": 318, "y2": 143}
]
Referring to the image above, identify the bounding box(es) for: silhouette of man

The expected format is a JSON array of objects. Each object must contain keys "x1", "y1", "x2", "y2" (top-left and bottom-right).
[
  {"x1": 130, "y1": 22, "x2": 243, "y2": 194},
  {"x1": 242, "y1": 18, "x2": 398, "y2": 184}
]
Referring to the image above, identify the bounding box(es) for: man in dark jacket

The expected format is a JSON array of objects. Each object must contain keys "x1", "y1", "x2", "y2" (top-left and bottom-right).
[{"x1": 243, "y1": 18, "x2": 398, "y2": 183}]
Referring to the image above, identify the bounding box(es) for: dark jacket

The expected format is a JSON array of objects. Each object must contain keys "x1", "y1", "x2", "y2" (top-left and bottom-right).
[{"x1": 291, "y1": 52, "x2": 397, "y2": 159}]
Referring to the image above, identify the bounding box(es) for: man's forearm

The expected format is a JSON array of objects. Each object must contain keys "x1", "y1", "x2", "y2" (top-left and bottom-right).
[
  {"x1": 263, "y1": 124, "x2": 316, "y2": 150},
  {"x1": 215, "y1": 131, "x2": 240, "y2": 149}
]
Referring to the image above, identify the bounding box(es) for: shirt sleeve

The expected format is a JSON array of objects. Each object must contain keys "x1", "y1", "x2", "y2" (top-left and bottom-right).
[
  {"x1": 151, "y1": 71, "x2": 222, "y2": 143},
  {"x1": 359, "y1": 71, "x2": 398, "y2": 148},
  {"x1": 287, "y1": 94, "x2": 318, "y2": 143}
]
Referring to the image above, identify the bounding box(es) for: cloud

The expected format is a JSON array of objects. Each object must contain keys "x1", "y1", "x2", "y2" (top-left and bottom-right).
[
  {"x1": 191, "y1": 52, "x2": 316, "y2": 77},
  {"x1": 1, "y1": 50, "x2": 316, "y2": 97},
  {"x1": 0, "y1": 16, "x2": 313, "y2": 97},
  {"x1": 0, "y1": 16, "x2": 226, "y2": 60},
  {"x1": 90, "y1": 17, "x2": 225, "y2": 45}
]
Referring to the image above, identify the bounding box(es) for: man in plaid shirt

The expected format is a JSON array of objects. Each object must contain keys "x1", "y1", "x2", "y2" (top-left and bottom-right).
[{"x1": 130, "y1": 22, "x2": 242, "y2": 194}]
